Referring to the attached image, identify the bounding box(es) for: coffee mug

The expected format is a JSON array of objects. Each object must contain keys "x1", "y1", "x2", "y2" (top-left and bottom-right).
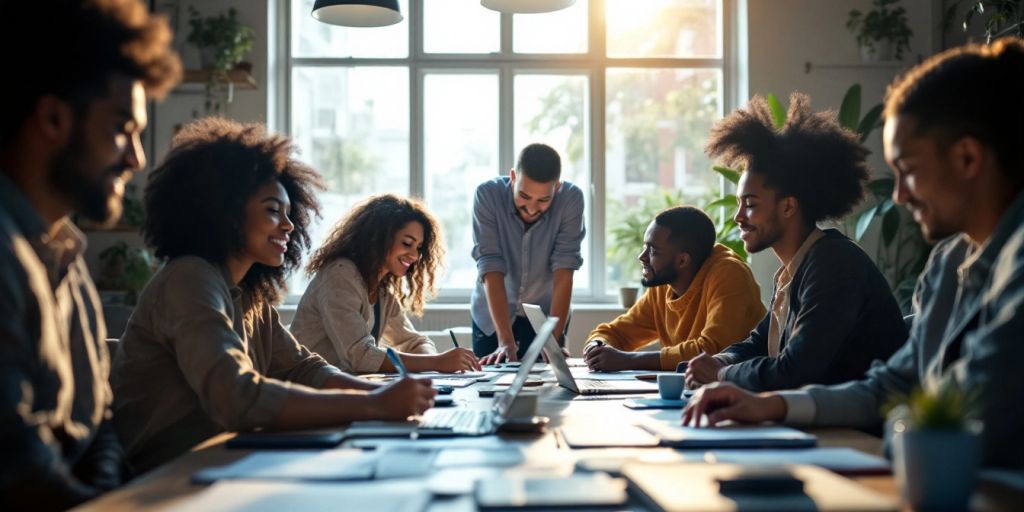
[{"x1": 657, "y1": 374, "x2": 685, "y2": 400}]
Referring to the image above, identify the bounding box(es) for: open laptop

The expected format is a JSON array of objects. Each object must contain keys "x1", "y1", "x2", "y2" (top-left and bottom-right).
[
  {"x1": 522, "y1": 304, "x2": 658, "y2": 396},
  {"x1": 346, "y1": 316, "x2": 558, "y2": 437}
]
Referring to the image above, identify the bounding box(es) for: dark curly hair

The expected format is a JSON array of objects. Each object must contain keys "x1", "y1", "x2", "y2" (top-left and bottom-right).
[
  {"x1": 0, "y1": 0, "x2": 181, "y2": 144},
  {"x1": 307, "y1": 194, "x2": 445, "y2": 316},
  {"x1": 885, "y1": 37, "x2": 1024, "y2": 184},
  {"x1": 144, "y1": 118, "x2": 324, "y2": 309},
  {"x1": 705, "y1": 93, "x2": 870, "y2": 224}
]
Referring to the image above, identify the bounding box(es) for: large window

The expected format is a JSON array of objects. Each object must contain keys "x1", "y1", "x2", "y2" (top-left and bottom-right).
[{"x1": 284, "y1": 0, "x2": 733, "y2": 301}]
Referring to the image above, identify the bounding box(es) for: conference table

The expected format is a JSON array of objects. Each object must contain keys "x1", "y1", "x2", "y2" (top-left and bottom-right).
[{"x1": 73, "y1": 369, "x2": 1020, "y2": 511}]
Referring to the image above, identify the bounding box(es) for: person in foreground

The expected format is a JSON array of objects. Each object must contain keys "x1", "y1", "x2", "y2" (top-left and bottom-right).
[
  {"x1": 112, "y1": 119, "x2": 435, "y2": 475},
  {"x1": 583, "y1": 206, "x2": 764, "y2": 372},
  {"x1": 682, "y1": 38, "x2": 1024, "y2": 470},
  {"x1": 292, "y1": 194, "x2": 480, "y2": 374},
  {"x1": 0, "y1": 0, "x2": 180, "y2": 509},
  {"x1": 683, "y1": 92, "x2": 907, "y2": 392},
  {"x1": 471, "y1": 143, "x2": 585, "y2": 364}
]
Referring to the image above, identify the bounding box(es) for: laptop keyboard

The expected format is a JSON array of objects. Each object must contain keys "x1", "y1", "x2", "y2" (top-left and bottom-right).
[{"x1": 421, "y1": 409, "x2": 491, "y2": 433}]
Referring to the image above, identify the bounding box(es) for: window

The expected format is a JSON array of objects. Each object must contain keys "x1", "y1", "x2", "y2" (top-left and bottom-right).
[{"x1": 283, "y1": 0, "x2": 734, "y2": 301}]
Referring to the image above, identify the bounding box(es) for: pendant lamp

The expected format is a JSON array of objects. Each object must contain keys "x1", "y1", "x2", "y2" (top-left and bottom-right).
[
  {"x1": 480, "y1": 0, "x2": 576, "y2": 14},
  {"x1": 312, "y1": 0, "x2": 403, "y2": 27}
]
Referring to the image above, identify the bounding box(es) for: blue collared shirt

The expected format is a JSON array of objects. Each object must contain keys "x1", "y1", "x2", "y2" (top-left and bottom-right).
[{"x1": 470, "y1": 176, "x2": 585, "y2": 335}]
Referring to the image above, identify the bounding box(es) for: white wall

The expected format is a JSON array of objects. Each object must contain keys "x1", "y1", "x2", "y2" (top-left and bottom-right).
[{"x1": 742, "y1": 0, "x2": 942, "y2": 303}]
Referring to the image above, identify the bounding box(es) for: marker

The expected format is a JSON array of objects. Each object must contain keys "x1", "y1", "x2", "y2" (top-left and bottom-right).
[
  {"x1": 448, "y1": 329, "x2": 460, "y2": 348},
  {"x1": 385, "y1": 347, "x2": 408, "y2": 376}
]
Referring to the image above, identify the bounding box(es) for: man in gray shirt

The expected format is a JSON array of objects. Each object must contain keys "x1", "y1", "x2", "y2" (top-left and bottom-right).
[
  {"x1": 682, "y1": 39, "x2": 1024, "y2": 469},
  {"x1": 471, "y1": 143, "x2": 585, "y2": 364},
  {"x1": 0, "y1": 1, "x2": 181, "y2": 509}
]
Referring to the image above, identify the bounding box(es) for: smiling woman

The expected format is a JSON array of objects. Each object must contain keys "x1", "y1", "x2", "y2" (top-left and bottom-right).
[
  {"x1": 111, "y1": 119, "x2": 437, "y2": 475},
  {"x1": 291, "y1": 194, "x2": 481, "y2": 374}
]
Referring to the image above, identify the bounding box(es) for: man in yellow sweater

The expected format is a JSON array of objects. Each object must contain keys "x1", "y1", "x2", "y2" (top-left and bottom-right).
[{"x1": 584, "y1": 206, "x2": 765, "y2": 371}]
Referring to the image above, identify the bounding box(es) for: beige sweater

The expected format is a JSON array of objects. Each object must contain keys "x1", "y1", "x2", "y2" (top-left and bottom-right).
[{"x1": 291, "y1": 258, "x2": 437, "y2": 374}]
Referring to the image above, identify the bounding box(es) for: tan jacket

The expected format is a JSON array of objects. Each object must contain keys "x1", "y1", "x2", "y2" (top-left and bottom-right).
[{"x1": 291, "y1": 258, "x2": 437, "y2": 374}]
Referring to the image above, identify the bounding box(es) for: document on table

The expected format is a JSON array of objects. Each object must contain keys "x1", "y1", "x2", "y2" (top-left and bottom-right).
[
  {"x1": 169, "y1": 480, "x2": 431, "y2": 512},
  {"x1": 569, "y1": 367, "x2": 656, "y2": 381},
  {"x1": 638, "y1": 422, "x2": 817, "y2": 448},
  {"x1": 192, "y1": 450, "x2": 375, "y2": 483},
  {"x1": 679, "y1": 447, "x2": 891, "y2": 475}
]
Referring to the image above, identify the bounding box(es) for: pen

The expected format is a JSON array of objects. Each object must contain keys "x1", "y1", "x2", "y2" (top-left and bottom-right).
[
  {"x1": 385, "y1": 347, "x2": 408, "y2": 376},
  {"x1": 448, "y1": 329, "x2": 460, "y2": 348}
]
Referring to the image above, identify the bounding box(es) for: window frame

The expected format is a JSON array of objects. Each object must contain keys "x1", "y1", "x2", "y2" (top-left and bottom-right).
[{"x1": 276, "y1": 0, "x2": 744, "y2": 304}]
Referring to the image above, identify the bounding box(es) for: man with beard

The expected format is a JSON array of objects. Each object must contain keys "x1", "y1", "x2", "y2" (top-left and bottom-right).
[
  {"x1": 472, "y1": 143, "x2": 585, "y2": 364},
  {"x1": 0, "y1": 0, "x2": 180, "y2": 509},
  {"x1": 683, "y1": 93, "x2": 907, "y2": 392},
  {"x1": 583, "y1": 206, "x2": 765, "y2": 372},
  {"x1": 681, "y1": 39, "x2": 1024, "y2": 470}
]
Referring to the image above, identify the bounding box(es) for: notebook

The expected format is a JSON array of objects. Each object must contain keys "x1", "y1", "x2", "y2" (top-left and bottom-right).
[{"x1": 523, "y1": 303, "x2": 658, "y2": 395}]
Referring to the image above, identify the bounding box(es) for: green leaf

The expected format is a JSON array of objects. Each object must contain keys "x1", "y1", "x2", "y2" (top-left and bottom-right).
[
  {"x1": 721, "y1": 239, "x2": 748, "y2": 262},
  {"x1": 855, "y1": 204, "x2": 879, "y2": 241},
  {"x1": 882, "y1": 205, "x2": 901, "y2": 245},
  {"x1": 856, "y1": 104, "x2": 884, "y2": 142},
  {"x1": 705, "y1": 195, "x2": 738, "y2": 211},
  {"x1": 766, "y1": 93, "x2": 786, "y2": 130},
  {"x1": 839, "y1": 84, "x2": 862, "y2": 132},
  {"x1": 712, "y1": 165, "x2": 741, "y2": 184}
]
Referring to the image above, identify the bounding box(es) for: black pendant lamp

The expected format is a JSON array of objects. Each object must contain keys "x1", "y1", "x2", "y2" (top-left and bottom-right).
[{"x1": 312, "y1": 0, "x2": 403, "y2": 27}]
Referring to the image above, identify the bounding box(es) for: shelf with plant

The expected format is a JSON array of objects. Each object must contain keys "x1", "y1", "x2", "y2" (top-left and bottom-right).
[
  {"x1": 847, "y1": 0, "x2": 913, "y2": 62},
  {"x1": 185, "y1": 6, "x2": 255, "y2": 114}
]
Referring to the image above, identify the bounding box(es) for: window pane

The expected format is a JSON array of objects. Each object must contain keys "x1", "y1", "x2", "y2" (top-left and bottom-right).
[
  {"x1": 513, "y1": 74, "x2": 591, "y2": 290},
  {"x1": 513, "y1": 0, "x2": 588, "y2": 54},
  {"x1": 289, "y1": 66, "x2": 410, "y2": 294},
  {"x1": 424, "y1": 1, "x2": 499, "y2": 54},
  {"x1": 605, "y1": 68, "x2": 721, "y2": 291},
  {"x1": 606, "y1": 0, "x2": 721, "y2": 58},
  {"x1": 424, "y1": 74, "x2": 499, "y2": 289},
  {"x1": 291, "y1": 0, "x2": 408, "y2": 58}
]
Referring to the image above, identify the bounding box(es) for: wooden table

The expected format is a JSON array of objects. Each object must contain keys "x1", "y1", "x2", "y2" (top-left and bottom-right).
[{"x1": 73, "y1": 377, "x2": 1019, "y2": 511}]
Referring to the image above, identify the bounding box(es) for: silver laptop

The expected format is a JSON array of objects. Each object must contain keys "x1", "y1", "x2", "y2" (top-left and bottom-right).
[
  {"x1": 414, "y1": 316, "x2": 558, "y2": 435},
  {"x1": 522, "y1": 304, "x2": 658, "y2": 396}
]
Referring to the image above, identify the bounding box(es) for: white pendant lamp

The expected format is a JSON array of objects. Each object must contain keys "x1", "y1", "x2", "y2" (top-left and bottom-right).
[
  {"x1": 312, "y1": 0, "x2": 403, "y2": 27},
  {"x1": 480, "y1": 0, "x2": 576, "y2": 14}
]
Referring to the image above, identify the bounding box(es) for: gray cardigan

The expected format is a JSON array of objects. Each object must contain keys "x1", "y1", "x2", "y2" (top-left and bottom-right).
[
  {"x1": 714, "y1": 229, "x2": 907, "y2": 391},
  {"x1": 783, "y1": 193, "x2": 1024, "y2": 469}
]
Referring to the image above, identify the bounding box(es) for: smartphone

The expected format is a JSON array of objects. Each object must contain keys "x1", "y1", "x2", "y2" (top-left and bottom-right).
[
  {"x1": 433, "y1": 396, "x2": 455, "y2": 408},
  {"x1": 435, "y1": 385, "x2": 454, "y2": 395}
]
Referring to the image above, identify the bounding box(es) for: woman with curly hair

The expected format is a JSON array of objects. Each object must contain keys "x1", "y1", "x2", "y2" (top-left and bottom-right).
[
  {"x1": 292, "y1": 194, "x2": 480, "y2": 374},
  {"x1": 111, "y1": 118, "x2": 435, "y2": 475}
]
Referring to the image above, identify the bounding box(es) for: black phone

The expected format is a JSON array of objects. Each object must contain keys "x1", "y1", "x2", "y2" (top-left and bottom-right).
[
  {"x1": 435, "y1": 385, "x2": 454, "y2": 394},
  {"x1": 433, "y1": 396, "x2": 455, "y2": 408}
]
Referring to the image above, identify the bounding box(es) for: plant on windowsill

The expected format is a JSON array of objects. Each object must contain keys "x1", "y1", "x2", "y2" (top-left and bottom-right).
[
  {"x1": 949, "y1": 0, "x2": 1024, "y2": 43},
  {"x1": 187, "y1": 6, "x2": 254, "y2": 114},
  {"x1": 886, "y1": 381, "x2": 980, "y2": 510},
  {"x1": 847, "y1": 0, "x2": 913, "y2": 62}
]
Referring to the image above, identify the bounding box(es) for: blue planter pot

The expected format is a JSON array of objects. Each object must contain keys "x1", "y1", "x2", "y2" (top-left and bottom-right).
[{"x1": 892, "y1": 427, "x2": 979, "y2": 510}]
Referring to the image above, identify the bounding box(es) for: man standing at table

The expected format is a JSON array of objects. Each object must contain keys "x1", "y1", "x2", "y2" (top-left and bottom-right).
[
  {"x1": 0, "y1": 1, "x2": 180, "y2": 509},
  {"x1": 472, "y1": 143, "x2": 585, "y2": 364}
]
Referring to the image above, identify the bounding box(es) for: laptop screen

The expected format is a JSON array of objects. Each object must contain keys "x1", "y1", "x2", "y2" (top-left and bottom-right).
[{"x1": 492, "y1": 316, "x2": 558, "y2": 418}]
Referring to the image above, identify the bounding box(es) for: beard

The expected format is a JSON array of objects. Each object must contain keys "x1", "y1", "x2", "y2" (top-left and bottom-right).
[
  {"x1": 49, "y1": 130, "x2": 127, "y2": 227},
  {"x1": 641, "y1": 265, "x2": 678, "y2": 288}
]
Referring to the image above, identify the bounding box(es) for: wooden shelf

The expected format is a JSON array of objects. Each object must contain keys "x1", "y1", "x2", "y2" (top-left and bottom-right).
[{"x1": 181, "y1": 68, "x2": 257, "y2": 90}]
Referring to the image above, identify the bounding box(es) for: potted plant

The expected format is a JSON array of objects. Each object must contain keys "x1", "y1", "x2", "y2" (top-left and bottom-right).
[
  {"x1": 955, "y1": 0, "x2": 1024, "y2": 43},
  {"x1": 887, "y1": 382, "x2": 980, "y2": 510},
  {"x1": 846, "y1": 0, "x2": 913, "y2": 62},
  {"x1": 186, "y1": 6, "x2": 254, "y2": 113},
  {"x1": 97, "y1": 241, "x2": 156, "y2": 306}
]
